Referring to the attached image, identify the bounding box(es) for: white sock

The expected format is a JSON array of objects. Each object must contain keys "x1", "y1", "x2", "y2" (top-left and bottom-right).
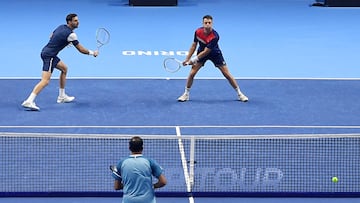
[
  {"x1": 27, "y1": 93, "x2": 37, "y2": 103},
  {"x1": 59, "y1": 88, "x2": 65, "y2": 97},
  {"x1": 235, "y1": 87, "x2": 243, "y2": 95},
  {"x1": 185, "y1": 87, "x2": 190, "y2": 94}
]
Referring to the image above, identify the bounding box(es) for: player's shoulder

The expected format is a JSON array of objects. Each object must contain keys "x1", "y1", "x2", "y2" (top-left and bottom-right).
[
  {"x1": 195, "y1": 27, "x2": 203, "y2": 33},
  {"x1": 212, "y1": 28, "x2": 219, "y2": 34},
  {"x1": 212, "y1": 29, "x2": 220, "y2": 39},
  {"x1": 54, "y1": 24, "x2": 68, "y2": 30},
  {"x1": 55, "y1": 24, "x2": 73, "y2": 34},
  {"x1": 141, "y1": 155, "x2": 152, "y2": 161},
  {"x1": 137, "y1": 155, "x2": 153, "y2": 162}
]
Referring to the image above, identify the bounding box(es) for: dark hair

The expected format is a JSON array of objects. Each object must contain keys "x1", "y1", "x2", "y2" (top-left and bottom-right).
[
  {"x1": 129, "y1": 136, "x2": 143, "y2": 152},
  {"x1": 66, "y1": 13, "x2": 77, "y2": 23},
  {"x1": 203, "y1": 15, "x2": 213, "y2": 21}
]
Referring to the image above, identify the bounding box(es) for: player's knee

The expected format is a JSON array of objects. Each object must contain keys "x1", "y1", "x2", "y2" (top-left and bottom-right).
[
  {"x1": 57, "y1": 63, "x2": 68, "y2": 74},
  {"x1": 40, "y1": 79, "x2": 50, "y2": 87},
  {"x1": 62, "y1": 67, "x2": 68, "y2": 75}
]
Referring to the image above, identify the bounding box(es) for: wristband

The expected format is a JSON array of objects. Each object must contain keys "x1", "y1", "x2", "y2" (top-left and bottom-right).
[
  {"x1": 88, "y1": 50, "x2": 94, "y2": 56},
  {"x1": 190, "y1": 56, "x2": 199, "y2": 63}
]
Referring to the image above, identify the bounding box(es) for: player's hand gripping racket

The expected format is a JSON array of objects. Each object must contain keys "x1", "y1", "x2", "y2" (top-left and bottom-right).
[
  {"x1": 96, "y1": 28, "x2": 110, "y2": 50},
  {"x1": 163, "y1": 57, "x2": 189, "y2": 73},
  {"x1": 110, "y1": 165, "x2": 122, "y2": 179}
]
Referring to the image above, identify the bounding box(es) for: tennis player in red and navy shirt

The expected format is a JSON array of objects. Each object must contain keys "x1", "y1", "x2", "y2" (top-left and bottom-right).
[{"x1": 178, "y1": 15, "x2": 249, "y2": 102}]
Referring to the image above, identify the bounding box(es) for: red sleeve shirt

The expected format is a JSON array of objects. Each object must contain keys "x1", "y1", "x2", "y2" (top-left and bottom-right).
[{"x1": 193, "y1": 27, "x2": 221, "y2": 54}]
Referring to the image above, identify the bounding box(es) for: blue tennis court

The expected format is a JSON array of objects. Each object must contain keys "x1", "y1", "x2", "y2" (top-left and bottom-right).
[{"x1": 1, "y1": 0, "x2": 360, "y2": 203}]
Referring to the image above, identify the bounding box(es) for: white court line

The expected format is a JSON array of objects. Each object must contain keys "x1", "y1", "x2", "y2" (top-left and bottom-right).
[
  {"x1": 1, "y1": 77, "x2": 360, "y2": 80},
  {"x1": 176, "y1": 126, "x2": 194, "y2": 203},
  {"x1": 1, "y1": 125, "x2": 360, "y2": 128}
]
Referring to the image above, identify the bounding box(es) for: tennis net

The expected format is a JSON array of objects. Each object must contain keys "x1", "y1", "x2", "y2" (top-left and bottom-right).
[{"x1": 1, "y1": 132, "x2": 359, "y2": 197}]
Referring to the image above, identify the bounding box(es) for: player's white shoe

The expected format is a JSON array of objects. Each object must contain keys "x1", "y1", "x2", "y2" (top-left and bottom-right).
[
  {"x1": 57, "y1": 94, "x2": 75, "y2": 103},
  {"x1": 238, "y1": 93, "x2": 249, "y2": 102},
  {"x1": 177, "y1": 93, "x2": 189, "y2": 102},
  {"x1": 21, "y1": 101, "x2": 40, "y2": 111}
]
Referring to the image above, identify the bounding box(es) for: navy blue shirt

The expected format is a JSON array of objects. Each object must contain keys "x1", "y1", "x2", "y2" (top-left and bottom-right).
[{"x1": 41, "y1": 25, "x2": 79, "y2": 57}]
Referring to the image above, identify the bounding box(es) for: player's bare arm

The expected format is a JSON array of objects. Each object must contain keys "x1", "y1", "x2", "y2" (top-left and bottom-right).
[
  {"x1": 184, "y1": 42, "x2": 197, "y2": 65},
  {"x1": 114, "y1": 179, "x2": 123, "y2": 190},
  {"x1": 75, "y1": 44, "x2": 98, "y2": 57},
  {"x1": 153, "y1": 174, "x2": 167, "y2": 189},
  {"x1": 188, "y1": 47, "x2": 211, "y2": 65},
  {"x1": 197, "y1": 47, "x2": 211, "y2": 60}
]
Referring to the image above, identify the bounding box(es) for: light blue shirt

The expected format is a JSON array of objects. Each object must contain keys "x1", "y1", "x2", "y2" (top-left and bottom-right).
[{"x1": 112, "y1": 154, "x2": 164, "y2": 203}]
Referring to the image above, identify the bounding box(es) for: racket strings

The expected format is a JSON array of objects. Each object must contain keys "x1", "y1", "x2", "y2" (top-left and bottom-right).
[
  {"x1": 164, "y1": 58, "x2": 181, "y2": 72},
  {"x1": 96, "y1": 29, "x2": 110, "y2": 45}
]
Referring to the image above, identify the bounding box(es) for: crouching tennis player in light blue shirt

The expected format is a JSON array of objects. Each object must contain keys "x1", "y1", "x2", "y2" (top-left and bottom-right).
[{"x1": 112, "y1": 136, "x2": 167, "y2": 203}]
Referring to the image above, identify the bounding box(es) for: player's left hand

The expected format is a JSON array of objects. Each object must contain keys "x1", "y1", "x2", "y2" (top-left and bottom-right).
[{"x1": 183, "y1": 60, "x2": 191, "y2": 66}]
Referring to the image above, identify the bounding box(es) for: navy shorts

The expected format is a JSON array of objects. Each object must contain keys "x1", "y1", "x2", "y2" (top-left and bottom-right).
[
  {"x1": 198, "y1": 52, "x2": 226, "y2": 68},
  {"x1": 41, "y1": 53, "x2": 60, "y2": 73}
]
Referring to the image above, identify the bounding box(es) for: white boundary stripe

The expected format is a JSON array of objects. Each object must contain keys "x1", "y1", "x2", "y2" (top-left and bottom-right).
[
  {"x1": 1, "y1": 125, "x2": 360, "y2": 129},
  {"x1": 176, "y1": 126, "x2": 194, "y2": 203},
  {"x1": 1, "y1": 77, "x2": 360, "y2": 80},
  {"x1": 1, "y1": 132, "x2": 358, "y2": 139}
]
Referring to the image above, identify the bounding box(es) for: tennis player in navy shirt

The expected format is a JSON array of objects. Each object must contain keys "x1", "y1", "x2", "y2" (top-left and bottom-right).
[
  {"x1": 21, "y1": 13, "x2": 98, "y2": 111},
  {"x1": 178, "y1": 15, "x2": 248, "y2": 102},
  {"x1": 112, "y1": 136, "x2": 167, "y2": 203}
]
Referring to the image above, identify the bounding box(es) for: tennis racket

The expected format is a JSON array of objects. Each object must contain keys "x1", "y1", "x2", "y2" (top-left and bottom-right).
[
  {"x1": 163, "y1": 57, "x2": 188, "y2": 73},
  {"x1": 96, "y1": 28, "x2": 110, "y2": 50},
  {"x1": 110, "y1": 165, "x2": 122, "y2": 179}
]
